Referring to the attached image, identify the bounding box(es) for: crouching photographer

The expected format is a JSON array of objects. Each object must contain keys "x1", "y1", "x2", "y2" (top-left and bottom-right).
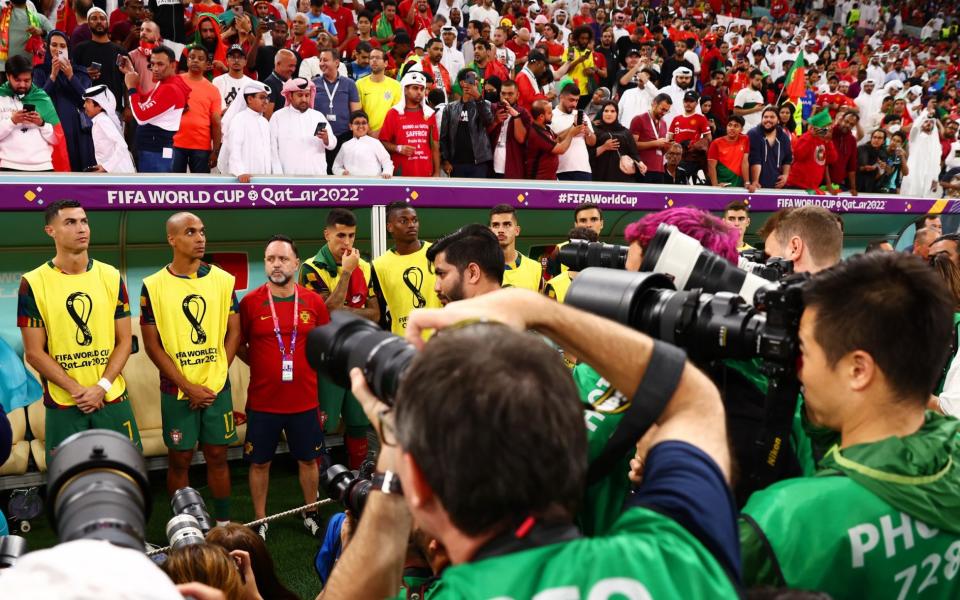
[{"x1": 314, "y1": 288, "x2": 740, "y2": 599}]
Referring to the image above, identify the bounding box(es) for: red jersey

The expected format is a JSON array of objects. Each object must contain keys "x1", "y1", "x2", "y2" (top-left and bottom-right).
[
  {"x1": 524, "y1": 124, "x2": 560, "y2": 180},
  {"x1": 669, "y1": 113, "x2": 710, "y2": 145},
  {"x1": 239, "y1": 285, "x2": 330, "y2": 414},
  {"x1": 288, "y1": 36, "x2": 319, "y2": 59},
  {"x1": 631, "y1": 111, "x2": 668, "y2": 173},
  {"x1": 342, "y1": 35, "x2": 381, "y2": 58},
  {"x1": 786, "y1": 131, "x2": 836, "y2": 190},
  {"x1": 324, "y1": 5, "x2": 355, "y2": 43},
  {"x1": 816, "y1": 92, "x2": 853, "y2": 119},
  {"x1": 379, "y1": 106, "x2": 438, "y2": 177}
]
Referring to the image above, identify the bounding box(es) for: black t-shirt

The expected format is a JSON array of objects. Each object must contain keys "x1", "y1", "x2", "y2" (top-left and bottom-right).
[
  {"x1": 255, "y1": 46, "x2": 281, "y2": 83},
  {"x1": 453, "y1": 103, "x2": 476, "y2": 164},
  {"x1": 263, "y1": 72, "x2": 286, "y2": 110},
  {"x1": 148, "y1": 0, "x2": 186, "y2": 43},
  {"x1": 73, "y1": 40, "x2": 128, "y2": 111},
  {"x1": 614, "y1": 37, "x2": 642, "y2": 67}
]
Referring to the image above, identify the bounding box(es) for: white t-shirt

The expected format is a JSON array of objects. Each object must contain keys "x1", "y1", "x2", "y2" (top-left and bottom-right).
[
  {"x1": 213, "y1": 73, "x2": 256, "y2": 109},
  {"x1": 734, "y1": 87, "x2": 764, "y2": 132},
  {"x1": 469, "y1": 4, "x2": 500, "y2": 30},
  {"x1": 550, "y1": 107, "x2": 593, "y2": 174}
]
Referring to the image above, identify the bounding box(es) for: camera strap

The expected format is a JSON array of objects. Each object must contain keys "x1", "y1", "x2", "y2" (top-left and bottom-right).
[
  {"x1": 471, "y1": 520, "x2": 581, "y2": 563},
  {"x1": 586, "y1": 341, "x2": 687, "y2": 486}
]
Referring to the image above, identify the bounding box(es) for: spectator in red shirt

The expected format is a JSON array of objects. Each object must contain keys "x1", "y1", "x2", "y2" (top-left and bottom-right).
[
  {"x1": 239, "y1": 234, "x2": 330, "y2": 538},
  {"x1": 702, "y1": 69, "x2": 729, "y2": 127},
  {"x1": 399, "y1": 0, "x2": 433, "y2": 37},
  {"x1": 669, "y1": 90, "x2": 711, "y2": 177},
  {"x1": 828, "y1": 108, "x2": 860, "y2": 195},
  {"x1": 379, "y1": 69, "x2": 440, "y2": 176},
  {"x1": 467, "y1": 39, "x2": 509, "y2": 88},
  {"x1": 289, "y1": 13, "x2": 320, "y2": 59},
  {"x1": 524, "y1": 99, "x2": 581, "y2": 180},
  {"x1": 631, "y1": 92, "x2": 672, "y2": 183},
  {"x1": 325, "y1": 0, "x2": 355, "y2": 54},
  {"x1": 341, "y1": 10, "x2": 380, "y2": 57},
  {"x1": 515, "y1": 49, "x2": 546, "y2": 112},
  {"x1": 786, "y1": 110, "x2": 838, "y2": 192},
  {"x1": 816, "y1": 74, "x2": 854, "y2": 121}
]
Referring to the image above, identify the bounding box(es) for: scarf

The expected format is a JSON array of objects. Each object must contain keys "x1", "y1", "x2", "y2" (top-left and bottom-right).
[
  {"x1": 316, "y1": 245, "x2": 369, "y2": 309},
  {"x1": 0, "y1": 81, "x2": 70, "y2": 171},
  {"x1": 819, "y1": 413, "x2": 960, "y2": 534},
  {"x1": 0, "y1": 4, "x2": 43, "y2": 63}
]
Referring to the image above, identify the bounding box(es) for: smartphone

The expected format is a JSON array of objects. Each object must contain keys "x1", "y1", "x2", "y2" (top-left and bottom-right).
[
  {"x1": 90, "y1": 61, "x2": 102, "y2": 71},
  {"x1": 315, "y1": 122, "x2": 327, "y2": 135},
  {"x1": 22, "y1": 103, "x2": 35, "y2": 112},
  {"x1": 116, "y1": 55, "x2": 125, "y2": 67},
  {"x1": 575, "y1": 110, "x2": 583, "y2": 126}
]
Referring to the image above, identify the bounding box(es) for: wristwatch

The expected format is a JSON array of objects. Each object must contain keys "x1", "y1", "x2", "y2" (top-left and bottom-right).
[{"x1": 371, "y1": 471, "x2": 403, "y2": 496}]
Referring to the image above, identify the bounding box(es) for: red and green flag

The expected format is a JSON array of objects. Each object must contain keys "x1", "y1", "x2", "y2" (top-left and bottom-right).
[{"x1": 782, "y1": 52, "x2": 806, "y2": 135}]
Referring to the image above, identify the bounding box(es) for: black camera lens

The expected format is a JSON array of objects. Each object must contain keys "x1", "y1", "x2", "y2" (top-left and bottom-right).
[
  {"x1": 0, "y1": 535, "x2": 27, "y2": 569},
  {"x1": 171, "y1": 487, "x2": 212, "y2": 534},
  {"x1": 322, "y1": 464, "x2": 372, "y2": 516},
  {"x1": 307, "y1": 312, "x2": 416, "y2": 402},
  {"x1": 165, "y1": 514, "x2": 206, "y2": 550},
  {"x1": 46, "y1": 430, "x2": 151, "y2": 551},
  {"x1": 558, "y1": 239, "x2": 629, "y2": 271}
]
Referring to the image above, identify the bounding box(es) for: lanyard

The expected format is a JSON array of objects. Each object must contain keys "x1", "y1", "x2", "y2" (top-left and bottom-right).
[
  {"x1": 323, "y1": 77, "x2": 340, "y2": 114},
  {"x1": 267, "y1": 286, "x2": 299, "y2": 358}
]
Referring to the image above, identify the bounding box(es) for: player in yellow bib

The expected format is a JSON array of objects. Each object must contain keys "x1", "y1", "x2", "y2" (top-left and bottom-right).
[
  {"x1": 489, "y1": 204, "x2": 544, "y2": 292},
  {"x1": 299, "y1": 208, "x2": 380, "y2": 470},
  {"x1": 544, "y1": 226, "x2": 599, "y2": 304},
  {"x1": 19, "y1": 200, "x2": 140, "y2": 462},
  {"x1": 371, "y1": 202, "x2": 440, "y2": 335},
  {"x1": 141, "y1": 212, "x2": 241, "y2": 525}
]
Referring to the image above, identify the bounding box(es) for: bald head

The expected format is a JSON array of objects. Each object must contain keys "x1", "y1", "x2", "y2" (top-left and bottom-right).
[
  {"x1": 166, "y1": 212, "x2": 207, "y2": 262},
  {"x1": 914, "y1": 227, "x2": 937, "y2": 260},
  {"x1": 166, "y1": 212, "x2": 200, "y2": 235}
]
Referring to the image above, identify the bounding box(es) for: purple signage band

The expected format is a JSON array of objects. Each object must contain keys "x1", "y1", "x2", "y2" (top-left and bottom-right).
[{"x1": 1, "y1": 175, "x2": 956, "y2": 214}]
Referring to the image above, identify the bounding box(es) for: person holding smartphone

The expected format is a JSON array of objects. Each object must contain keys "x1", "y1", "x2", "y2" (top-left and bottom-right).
[
  {"x1": 0, "y1": 55, "x2": 59, "y2": 171},
  {"x1": 270, "y1": 77, "x2": 337, "y2": 175}
]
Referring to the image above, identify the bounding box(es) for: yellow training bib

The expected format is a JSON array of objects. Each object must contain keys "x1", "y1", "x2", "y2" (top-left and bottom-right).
[
  {"x1": 23, "y1": 260, "x2": 127, "y2": 406},
  {"x1": 545, "y1": 271, "x2": 572, "y2": 303},
  {"x1": 503, "y1": 252, "x2": 544, "y2": 293},
  {"x1": 143, "y1": 265, "x2": 234, "y2": 398},
  {"x1": 372, "y1": 243, "x2": 441, "y2": 334}
]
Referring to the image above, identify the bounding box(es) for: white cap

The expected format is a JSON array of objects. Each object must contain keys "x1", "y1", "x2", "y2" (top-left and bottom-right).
[{"x1": 400, "y1": 70, "x2": 428, "y2": 88}]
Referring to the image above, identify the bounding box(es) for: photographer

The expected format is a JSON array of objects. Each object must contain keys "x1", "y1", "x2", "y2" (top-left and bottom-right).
[
  {"x1": 426, "y1": 224, "x2": 504, "y2": 306},
  {"x1": 318, "y1": 288, "x2": 739, "y2": 598},
  {"x1": 758, "y1": 206, "x2": 842, "y2": 274},
  {"x1": 740, "y1": 252, "x2": 960, "y2": 599}
]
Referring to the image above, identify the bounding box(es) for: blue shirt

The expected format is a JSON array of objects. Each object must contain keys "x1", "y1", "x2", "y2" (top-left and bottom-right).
[
  {"x1": 312, "y1": 75, "x2": 360, "y2": 136},
  {"x1": 306, "y1": 12, "x2": 338, "y2": 36},
  {"x1": 747, "y1": 126, "x2": 793, "y2": 188}
]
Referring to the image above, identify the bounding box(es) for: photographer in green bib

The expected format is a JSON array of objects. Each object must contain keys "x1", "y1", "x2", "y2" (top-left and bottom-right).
[
  {"x1": 740, "y1": 251, "x2": 960, "y2": 599},
  {"x1": 319, "y1": 288, "x2": 741, "y2": 599}
]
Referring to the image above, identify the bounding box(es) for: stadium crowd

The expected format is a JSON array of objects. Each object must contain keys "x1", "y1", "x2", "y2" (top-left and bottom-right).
[{"x1": 0, "y1": 0, "x2": 956, "y2": 193}]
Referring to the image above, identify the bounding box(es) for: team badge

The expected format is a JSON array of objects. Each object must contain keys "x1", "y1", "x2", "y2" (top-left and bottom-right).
[
  {"x1": 814, "y1": 145, "x2": 826, "y2": 165},
  {"x1": 300, "y1": 310, "x2": 311, "y2": 324},
  {"x1": 169, "y1": 429, "x2": 183, "y2": 444},
  {"x1": 351, "y1": 294, "x2": 363, "y2": 304},
  {"x1": 384, "y1": 91, "x2": 392, "y2": 100}
]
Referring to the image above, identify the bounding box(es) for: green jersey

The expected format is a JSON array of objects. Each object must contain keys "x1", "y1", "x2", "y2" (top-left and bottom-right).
[
  {"x1": 428, "y1": 507, "x2": 739, "y2": 599},
  {"x1": 741, "y1": 413, "x2": 960, "y2": 599},
  {"x1": 573, "y1": 363, "x2": 632, "y2": 537}
]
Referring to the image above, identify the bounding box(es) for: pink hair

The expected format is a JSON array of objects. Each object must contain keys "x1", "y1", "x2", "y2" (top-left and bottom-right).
[{"x1": 623, "y1": 207, "x2": 740, "y2": 265}]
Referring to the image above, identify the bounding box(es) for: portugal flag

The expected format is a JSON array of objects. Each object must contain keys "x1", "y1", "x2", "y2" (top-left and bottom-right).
[
  {"x1": 0, "y1": 82, "x2": 71, "y2": 171},
  {"x1": 782, "y1": 52, "x2": 806, "y2": 135}
]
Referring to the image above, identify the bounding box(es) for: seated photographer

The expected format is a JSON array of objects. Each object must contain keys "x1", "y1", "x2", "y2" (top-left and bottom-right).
[
  {"x1": 205, "y1": 523, "x2": 298, "y2": 600},
  {"x1": 319, "y1": 288, "x2": 740, "y2": 598},
  {"x1": 740, "y1": 252, "x2": 960, "y2": 598},
  {"x1": 426, "y1": 224, "x2": 505, "y2": 306},
  {"x1": 161, "y1": 543, "x2": 262, "y2": 600},
  {"x1": 757, "y1": 206, "x2": 842, "y2": 274}
]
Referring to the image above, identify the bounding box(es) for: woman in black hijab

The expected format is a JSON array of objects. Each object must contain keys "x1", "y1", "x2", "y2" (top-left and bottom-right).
[{"x1": 590, "y1": 100, "x2": 645, "y2": 183}]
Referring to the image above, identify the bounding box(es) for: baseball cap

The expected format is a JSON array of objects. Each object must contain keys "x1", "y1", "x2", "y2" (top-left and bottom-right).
[
  {"x1": 626, "y1": 48, "x2": 641, "y2": 57},
  {"x1": 683, "y1": 90, "x2": 699, "y2": 102},
  {"x1": 227, "y1": 44, "x2": 245, "y2": 56},
  {"x1": 527, "y1": 49, "x2": 547, "y2": 63},
  {"x1": 534, "y1": 14, "x2": 548, "y2": 24}
]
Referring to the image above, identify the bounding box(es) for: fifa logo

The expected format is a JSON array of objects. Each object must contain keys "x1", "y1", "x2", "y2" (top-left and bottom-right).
[
  {"x1": 182, "y1": 294, "x2": 207, "y2": 344},
  {"x1": 402, "y1": 266, "x2": 426, "y2": 308},
  {"x1": 66, "y1": 291, "x2": 93, "y2": 346}
]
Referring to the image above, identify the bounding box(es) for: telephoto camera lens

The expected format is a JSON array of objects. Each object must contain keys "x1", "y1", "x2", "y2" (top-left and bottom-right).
[
  {"x1": 566, "y1": 267, "x2": 766, "y2": 363},
  {"x1": 46, "y1": 429, "x2": 152, "y2": 550},
  {"x1": 0, "y1": 535, "x2": 27, "y2": 568},
  {"x1": 558, "y1": 239, "x2": 629, "y2": 271},
  {"x1": 165, "y1": 514, "x2": 206, "y2": 550},
  {"x1": 641, "y1": 223, "x2": 774, "y2": 305},
  {"x1": 307, "y1": 311, "x2": 417, "y2": 403},
  {"x1": 322, "y1": 464, "x2": 372, "y2": 516},
  {"x1": 171, "y1": 486, "x2": 213, "y2": 533}
]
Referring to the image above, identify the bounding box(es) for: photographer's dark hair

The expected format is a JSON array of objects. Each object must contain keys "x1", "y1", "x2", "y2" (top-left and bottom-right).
[
  {"x1": 206, "y1": 523, "x2": 298, "y2": 600},
  {"x1": 44, "y1": 199, "x2": 82, "y2": 225},
  {"x1": 394, "y1": 323, "x2": 587, "y2": 536},
  {"x1": 265, "y1": 234, "x2": 299, "y2": 258},
  {"x1": 426, "y1": 224, "x2": 504, "y2": 284},
  {"x1": 758, "y1": 206, "x2": 841, "y2": 267},
  {"x1": 326, "y1": 208, "x2": 357, "y2": 228},
  {"x1": 931, "y1": 253, "x2": 960, "y2": 311},
  {"x1": 803, "y1": 252, "x2": 954, "y2": 402},
  {"x1": 568, "y1": 226, "x2": 598, "y2": 242}
]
